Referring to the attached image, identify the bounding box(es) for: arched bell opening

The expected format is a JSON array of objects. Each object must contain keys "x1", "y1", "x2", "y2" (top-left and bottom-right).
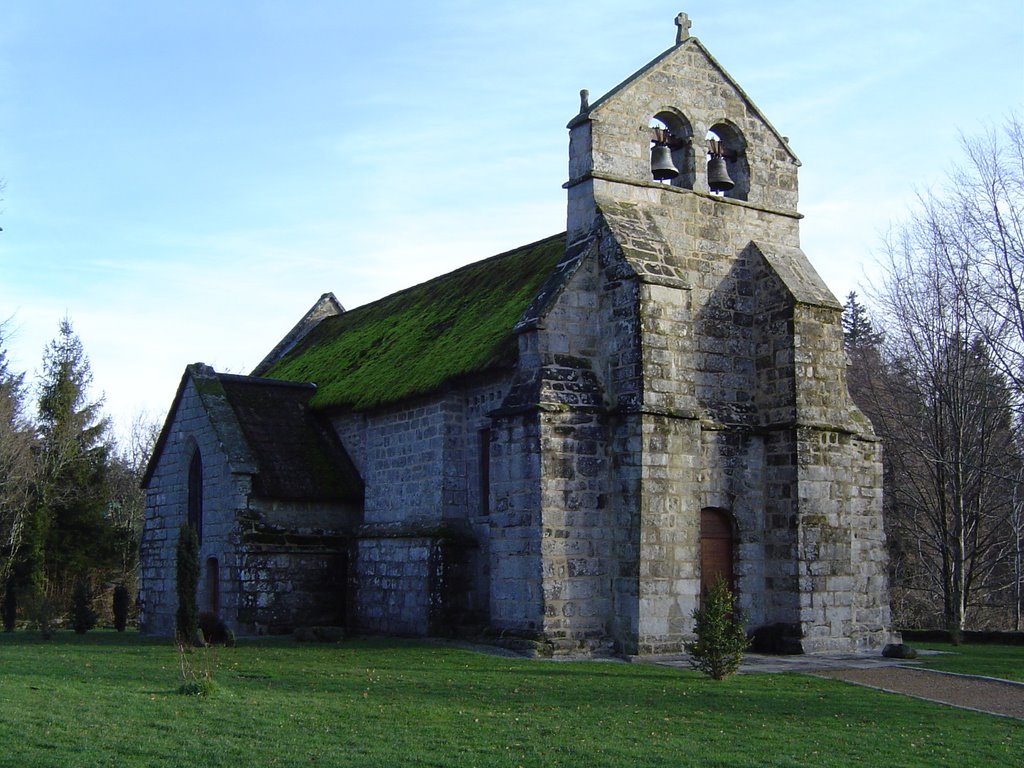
[
  {"x1": 648, "y1": 111, "x2": 694, "y2": 189},
  {"x1": 706, "y1": 123, "x2": 749, "y2": 200}
]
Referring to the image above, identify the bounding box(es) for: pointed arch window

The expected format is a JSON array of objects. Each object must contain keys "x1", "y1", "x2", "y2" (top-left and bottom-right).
[{"x1": 188, "y1": 449, "x2": 204, "y2": 544}]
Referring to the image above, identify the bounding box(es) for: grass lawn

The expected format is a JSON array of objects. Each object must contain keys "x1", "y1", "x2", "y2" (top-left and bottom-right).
[
  {"x1": 0, "y1": 632, "x2": 1019, "y2": 767},
  {"x1": 912, "y1": 642, "x2": 1024, "y2": 682}
]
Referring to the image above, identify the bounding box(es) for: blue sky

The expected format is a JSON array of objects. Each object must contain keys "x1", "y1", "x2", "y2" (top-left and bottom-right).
[{"x1": 2, "y1": 1, "x2": 1022, "y2": 441}]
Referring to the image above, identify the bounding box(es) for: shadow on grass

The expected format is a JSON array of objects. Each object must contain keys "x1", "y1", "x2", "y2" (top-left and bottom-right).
[{"x1": 0, "y1": 628, "x2": 168, "y2": 647}]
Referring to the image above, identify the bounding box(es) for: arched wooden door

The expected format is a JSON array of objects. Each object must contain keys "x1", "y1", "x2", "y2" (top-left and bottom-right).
[{"x1": 700, "y1": 508, "x2": 735, "y2": 597}]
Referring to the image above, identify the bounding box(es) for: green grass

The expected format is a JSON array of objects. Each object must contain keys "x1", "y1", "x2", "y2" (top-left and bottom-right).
[
  {"x1": 912, "y1": 642, "x2": 1024, "y2": 682},
  {"x1": 0, "y1": 632, "x2": 1019, "y2": 767}
]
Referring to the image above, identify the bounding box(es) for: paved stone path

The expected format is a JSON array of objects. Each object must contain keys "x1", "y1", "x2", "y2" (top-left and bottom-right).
[
  {"x1": 815, "y1": 666, "x2": 1024, "y2": 719},
  {"x1": 644, "y1": 651, "x2": 916, "y2": 674},
  {"x1": 646, "y1": 652, "x2": 1024, "y2": 719}
]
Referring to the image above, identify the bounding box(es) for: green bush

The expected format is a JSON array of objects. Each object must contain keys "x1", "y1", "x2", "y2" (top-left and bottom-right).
[
  {"x1": 71, "y1": 579, "x2": 97, "y2": 634},
  {"x1": 177, "y1": 677, "x2": 218, "y2": 697},
  {"x1": 175, "y1": 524, "x2": 200, "y2": 646},
  {"x1": 684, "y1": 576, "x2": 749, "y2": 680},
  {"x1": 2, "y1": 578, "x2": 16, "y2": 631},
  {"x1": 112, "y1": 583, "x2": 130, "y2": 632},
  {"x1": 24, "y1": 589, "x2": 57, "y2": 640}
]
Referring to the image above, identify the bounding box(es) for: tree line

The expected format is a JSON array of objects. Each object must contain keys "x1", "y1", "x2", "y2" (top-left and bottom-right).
[
  {"x1": 0, "y1": 317, "x2": 155, "y2": 634},
  {"x1": 844, "y1": 116, "x2": 1024, "y2": 634}
]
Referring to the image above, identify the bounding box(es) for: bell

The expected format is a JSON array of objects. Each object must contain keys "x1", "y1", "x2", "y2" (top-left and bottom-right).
[
  {"x1": 650, "y1": 144, "x2": 679, "y2": 181},
  {"x1": 707, "y1": 155, "x2": 734, "y2": 192}
]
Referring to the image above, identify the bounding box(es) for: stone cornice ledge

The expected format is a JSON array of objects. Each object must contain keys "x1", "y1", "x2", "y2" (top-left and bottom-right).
[
  {"x1": 356, "y1": 519, "x2": 476, "y2": 542},
  {"x1": 563, "y1": 170, "x2": 803, "y2": 220}
]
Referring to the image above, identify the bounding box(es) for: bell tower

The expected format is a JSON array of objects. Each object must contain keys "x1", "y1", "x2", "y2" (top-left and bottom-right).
[{"x1": 543, "y1": 12, "x2": 893, "y2": 654}]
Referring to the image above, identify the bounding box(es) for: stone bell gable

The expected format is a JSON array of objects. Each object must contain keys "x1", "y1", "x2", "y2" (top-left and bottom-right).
[
  {"x1": 566, "y1": 15, "x2": 800, "y2": 244},
  {"x1": 139, "y1": 13, "x2": 893, "y2": 656}
]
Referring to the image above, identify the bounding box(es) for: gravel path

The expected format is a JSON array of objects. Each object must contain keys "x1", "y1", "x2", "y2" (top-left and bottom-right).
[{"x1": 815, "y1": 667, "x2": 1024, "y2": 719}]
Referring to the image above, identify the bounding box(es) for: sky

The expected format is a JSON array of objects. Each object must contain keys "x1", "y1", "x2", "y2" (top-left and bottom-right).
[{"x1": 2, "y1": 0, "x2": 1023, "y2": 442}]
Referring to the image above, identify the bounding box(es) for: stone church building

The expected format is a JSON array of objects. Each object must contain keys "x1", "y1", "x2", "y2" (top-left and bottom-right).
[{"x1": 139, "y1": 14, "x2": 894, "y2": 655}]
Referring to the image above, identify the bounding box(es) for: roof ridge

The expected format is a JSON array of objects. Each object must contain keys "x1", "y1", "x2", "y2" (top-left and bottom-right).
[
  {"x1": 217, "y1": 371, "x2": 317, "y2": 390},
  {"x1": 345, "y1": 231, "x2": 565, "y2": 315}
]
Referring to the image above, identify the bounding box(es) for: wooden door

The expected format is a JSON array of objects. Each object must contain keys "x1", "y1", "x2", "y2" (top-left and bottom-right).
[{"x1": 700, "y1": 508, "x2": 735, "y2": 597}]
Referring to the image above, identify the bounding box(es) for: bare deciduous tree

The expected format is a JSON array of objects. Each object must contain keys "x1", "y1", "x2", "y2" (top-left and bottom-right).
[
  {"x1": 107, "y1": 412, "x2": 160, "y2": 581},
  {"x1": 946, "y1": 118, "x2": 1024, "y2": 404},
  {"x1": 861, "y1": 117, "x2": 1024, "y2": 632},
  {"x1": 0, "y1": 321, "x2": 36, "y2": 585}
]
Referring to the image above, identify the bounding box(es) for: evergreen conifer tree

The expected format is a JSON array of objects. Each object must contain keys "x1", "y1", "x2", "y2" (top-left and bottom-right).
[
  {"x1": 70, "y1": 577, "x2": 96, "y2": 634},
  {"x1": 684, "y1": 577, "x2": 748, "y2": 680},
  {"x1": 112, "y1": 583, "x2": 131, "y2": 632},
  {"x1": 32, "y1": 319, "x2": 115, "y2": 598},
  {"x1": 176, "y1": 523, "x2": 200, "y2": 646}
]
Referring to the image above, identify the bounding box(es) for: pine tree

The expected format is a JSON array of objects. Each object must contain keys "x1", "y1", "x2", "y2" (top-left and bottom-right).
[
  {"x1": 841, "y1": 292, "x2": 888, "y2": 423},
  {"x1": 70, "y1": 577, "x2": 96, "y2": 634},
  {"x1": 842, "y1": 291, "x2": 884, "y2": 354},
  {"x1": 31, "y1": 318, "x2": 115, "y2": 597}
]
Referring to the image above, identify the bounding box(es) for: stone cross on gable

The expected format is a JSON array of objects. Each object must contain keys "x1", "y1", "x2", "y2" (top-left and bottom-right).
[{"x1": 675, "y1": 12, "x2": 691, "y2": 43}]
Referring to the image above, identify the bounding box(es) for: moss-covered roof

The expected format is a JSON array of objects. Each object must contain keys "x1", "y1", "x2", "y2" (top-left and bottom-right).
[{"x1": 262, "y1": 233, "x2": 565, "y2": 411}]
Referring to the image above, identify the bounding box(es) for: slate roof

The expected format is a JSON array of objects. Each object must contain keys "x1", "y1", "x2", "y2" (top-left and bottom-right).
[
  {"x1": 261, "y1": 233, "x2": 566, "y2": 412},
  {"x1": 143, "y1": 365, "x2": 363, "y2": 503},
  {"x1": 216, "y1": 374, "x2": 363, "y2": 502}
]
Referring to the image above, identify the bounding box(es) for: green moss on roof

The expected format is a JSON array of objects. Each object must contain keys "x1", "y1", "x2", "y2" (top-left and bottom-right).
[{"x1": 263, "y1": 234, "x2": 565, "y2": 411}]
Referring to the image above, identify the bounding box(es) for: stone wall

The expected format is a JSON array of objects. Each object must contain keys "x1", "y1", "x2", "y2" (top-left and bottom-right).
[
  {"x1": 141, "y1": 370, "x2": 355, "y2": 637},
  {"x1": 488, "y1": 407, "x2": 544, "y2": 635},
  {"x1": 139, "y1": 376, "x2": 250, "y2": 636},
  {"x1": 236, "y1": 545, "x2": 347, "y2": 633},
  {"x1": 333, "y1": 377, "x2": 507, "y2": 635},
  {"x1": 352, "y1": 537, "x2": 434, "y2": 635}
]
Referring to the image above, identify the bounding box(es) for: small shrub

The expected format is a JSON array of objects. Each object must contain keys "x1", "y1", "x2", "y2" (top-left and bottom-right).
[
  {"x1": 882, "y1": 642, "x2": 918, "y2": 659},
  {"x1": 71, "y1": 579, "x2": 97, "y2": 634},
  {"x1": 112, "y1": 584, "x2": 131, "y2": 632},
  {"x1": 176, "y1": 640, "x2": 218, "y2": 697},
  {"x1": 199, "y1": 612, "x2": 235, "y2": 645},
  {"x1": 685, "y1": 576, "x2": 749, "y2": 680},
  {"x1": 25, "y1": 589, "x2": 57, "y2": 640},
  {"x1": 175, "y1": 524, "x2": 200, "y2": 646},
  {"x1": 177, "y1": 677, "x2": 219, "y2": 697},
  {"x1": 2, "y1": 579, "x2": 16, "y2": 632}
]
